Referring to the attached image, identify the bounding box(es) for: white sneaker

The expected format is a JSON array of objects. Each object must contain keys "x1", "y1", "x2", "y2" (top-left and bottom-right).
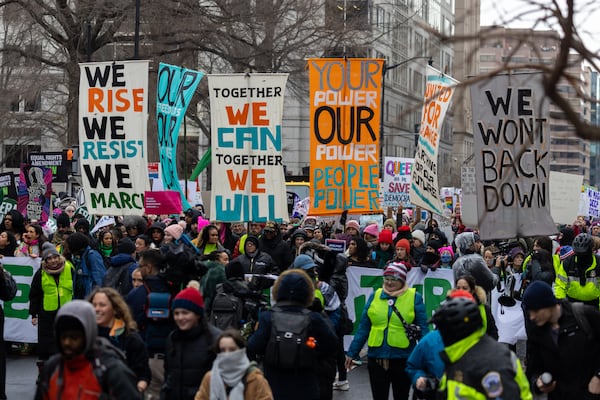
[{"x1": 333, "y1": 380, "x2": 350, "y2": 391}]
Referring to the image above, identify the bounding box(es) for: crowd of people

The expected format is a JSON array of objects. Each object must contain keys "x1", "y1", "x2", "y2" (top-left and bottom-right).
[{"x1": 0, "y1": 204, "x2": 598, "y2": 399}]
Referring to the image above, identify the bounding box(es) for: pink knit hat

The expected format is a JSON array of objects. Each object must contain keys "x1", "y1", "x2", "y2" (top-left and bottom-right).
[
  {"x1": 345, "y1": 220, "x2": 360, "y2": 232},
  {"x1": 164, "y1": 224, "x2": 183, "y2": 240},
  {"x1": 363, "y1": 223, "x2": 380, "y2": 238},
  {"x1": 438, "y1": 246, "x2": 454, "y2": 259}
]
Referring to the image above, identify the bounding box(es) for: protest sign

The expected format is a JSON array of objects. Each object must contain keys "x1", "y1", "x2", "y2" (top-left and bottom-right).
[
  {"x1": 28, "y1": 152, "x2": 69, "y2": 183},
  {"x1": 471, "y1": 73, "x2": 555, "y2": 239},
  {"x1": 209, "y1": 74, "x2": 289, "y2": 222},
  {"x1": 586, "y1": 187, "x2": 600, "y2": 218},
  {"x1": 78, "y1": 60, "x2": 150, "y2": 215},
  {"x1": 308, "y1": 58, "x2": 382, "y2": 215},
  {"x1": 144, "y1": 190, "x2": 183, "y2": 215},
  {"x1": 156, "y1": 63, "x2": 204, "y2": 211},
  {"x1": 549, "y1": 171, "x2": 583, "y2": 224},
  {"x1": 17, "y1": 164, "x2": 52, "y2": 224},
  {"x1": 383, "y1": 157, "x2": 413, "y2": 208},
  {"x1": 410, "y1": 67, "x2": 457, "y2": 215}
]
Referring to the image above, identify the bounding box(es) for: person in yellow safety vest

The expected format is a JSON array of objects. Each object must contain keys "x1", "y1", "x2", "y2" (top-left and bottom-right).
[
  {"x1": 345, "y1": 262, "x2": 429, "y2": 400},
  {"x1": 28, "y1": 248, "x2": 75, "y2": 362},
  {"x1": 555, "y1": 233, "x2": 600, "y2": 307},
  {"x1": 432, "y1": 297, "x2": 533, "y2": 399}
]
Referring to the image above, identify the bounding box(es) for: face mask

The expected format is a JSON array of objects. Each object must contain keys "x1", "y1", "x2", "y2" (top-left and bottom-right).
[{"x1": 440, "y1": 254, "x2": 452, "y2": 264}]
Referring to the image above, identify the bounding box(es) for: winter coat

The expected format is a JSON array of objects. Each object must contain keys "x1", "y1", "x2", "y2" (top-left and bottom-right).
[
  {"x1": 28, "y1": 262, "x2": 75, "y2": 358},
  {"x1": 246, "y1": 304, "x2": 338, "y2": 400},
  {"x1": 98, "y1": 323, "x2": 151, "y2": 386},
  {"x1": 195, "y1": 365, "x2": 273, "y2": 400},
  {"x1": 35, "y1": 301, "x2": 139, "y2": 400},
  {"x1": 200, "y1": 262, "x2": 227, "y2": 314},
  {"x1": 104, "y1": 253, "x2": 137, "y2": 296},
  {"x1": 234, "y1": 251, "x2": 276, "y2": 275},
  {"x1": 161, "y1": 323, "x2": 220, "y2": 400},
  {"x1": 526, "y1": 300, "x2": 600, "y2": 399},
  {"x1": 406, "y1": 329, "x2": 445, "y2": 385},
  {"x1": 73, "y1": 246, "x2": 107, "y2": 299},
  {"x1": 125, "y1": 274, "x2": 175, "y2": 354},
  {"x1": 259, "y1": 233, "x2": 293, "y2": 272}
]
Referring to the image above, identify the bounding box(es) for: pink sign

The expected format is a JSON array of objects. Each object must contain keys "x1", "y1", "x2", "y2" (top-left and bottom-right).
[{"x1": 144, "y1": 191, "x2": 182, "y2": 214}]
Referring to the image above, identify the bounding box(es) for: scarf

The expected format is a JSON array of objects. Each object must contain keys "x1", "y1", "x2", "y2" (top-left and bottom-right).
[
  {"x1": 383, "y1": 284, "x2": 408, "y2": 298},
  {"x1": 209, "y1": 349, "x2": 250, "y2": 400},
  {"x1": 42, "y1": 259, "x2": 65, "y2": 275},
  {"x1": 97, "y1": 243, "x2": 113, "y2": 258}
]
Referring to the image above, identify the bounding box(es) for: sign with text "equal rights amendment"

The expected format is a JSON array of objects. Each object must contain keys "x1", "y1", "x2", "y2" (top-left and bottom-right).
[
  {"x1": 471, "y1": 73, "x2": 555, "y2": 240},
  {"x1": 78, "y1": 61, "x2": 150, "y2": 215}
]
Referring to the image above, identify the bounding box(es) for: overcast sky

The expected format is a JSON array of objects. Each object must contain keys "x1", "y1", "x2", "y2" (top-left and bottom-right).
[{"x1": 480, "y1": 0, "x2": 600, "y2": 52}]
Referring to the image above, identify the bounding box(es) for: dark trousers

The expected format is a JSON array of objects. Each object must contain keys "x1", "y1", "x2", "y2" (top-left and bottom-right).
[
  {"x1": 0, "y1": 315, "x2": 6, "y2": 399},
  {"x1": 367, "y1": 357, "x2": 410, "y2": 400},
  {"x1": 335, "y1": 336, "x2": 346, "y2": 381}
]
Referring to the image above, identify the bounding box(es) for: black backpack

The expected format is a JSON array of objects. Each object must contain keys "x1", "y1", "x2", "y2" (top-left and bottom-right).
[
  {"x1": 263, "y1": 306, "x2": 317, "y2": 370},
  {"x1": 102, "y1": 261, "x2": 135, "y2": 296},
  {"x1": 209, "y1": 283, "x2": 244, "y2": 330}
]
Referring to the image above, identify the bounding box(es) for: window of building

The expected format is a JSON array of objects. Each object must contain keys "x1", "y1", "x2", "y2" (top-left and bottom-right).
[{"x1": 3, "y1": 143, "x2": 41, "y2": 168}]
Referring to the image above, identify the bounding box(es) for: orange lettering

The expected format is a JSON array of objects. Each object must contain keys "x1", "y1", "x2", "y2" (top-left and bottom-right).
[
  {"x1": 88, "y1": 88, "x2": 104, "y2": 112},
  {"x1": 227, "y1": 170, "x2": 248, "y2": 190},
  {"x1": 252, "y1": 102, "x2": 268, "y2": 125},
  {"x1": 251, "y1": 169, "x2": 266, "y2": 192}
]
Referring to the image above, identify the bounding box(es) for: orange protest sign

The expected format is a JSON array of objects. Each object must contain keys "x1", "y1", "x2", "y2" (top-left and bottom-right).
[{"x1": 308, "y1": 58, "x2": 383, "y2": 215}]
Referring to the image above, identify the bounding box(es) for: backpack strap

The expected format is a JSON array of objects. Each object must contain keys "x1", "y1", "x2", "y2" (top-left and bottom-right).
[{"x1": 571, "y1": 302, "x2": 594, "y2": 340}]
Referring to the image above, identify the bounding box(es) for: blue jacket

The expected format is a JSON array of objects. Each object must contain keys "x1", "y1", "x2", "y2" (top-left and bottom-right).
[
  {"x1": 73, "y1": 246, "x2": 106, "y2": 299},
  {"x1": 347, "y1": 288, "x2": 428, "y2": 360},
  {"x1": 405, "y1": 329, "x2": 445, "y2": 385}
]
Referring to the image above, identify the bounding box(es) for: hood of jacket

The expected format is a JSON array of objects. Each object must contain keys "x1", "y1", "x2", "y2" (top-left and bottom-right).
[{"x1": 54, "y1": 300, "x2": 97, "y2": 355}]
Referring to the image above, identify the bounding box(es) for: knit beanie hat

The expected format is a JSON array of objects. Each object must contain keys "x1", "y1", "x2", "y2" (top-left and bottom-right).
[
  {"x1": 522, "y1": 281, "x2": 558, "y2": 311},
  {"x1": 395, "y1": 238, "x2": 411, "y2": 253},
  {"x1": 164, "y1": 224, "x2": 183, "y2": 240},
  {"x1": 345, "y1": 220, "x2": 360, "y2": 232},
  {"x1": 383, "y1": 218, "x2": 397, "y2": 232},
  {"x1": 412, "y1": 229, "x2": 426, "y2": 245},
  {"x1": 447, "y1": 289, "x2": 475, "y2": 302},
  {"x1": 117, "y1": 237, "x2": 136, "y2": 254},
  {"x1": 363, "y1": 223, "x2": 380, "y2": 238},
  {"x1": 438, "y1": 246, "x2": 454, "y2": 259},
  {"x1": 383, "y1": 262, "x2": 407, "y2": 282},
  {"x1": 42, "y1": 247, "x2": 60, "y2": 260},
  {"x1": 378, "y1": 229, "x2": 393, "y2": 245},
  {"x1": 396, "y1": 225, "x2": 412, "y2": 240},
  {"x1": 427, "y1": 238, "x2": 443, "y2": 251},
  {"x1": 172, "y1": 287, "x2": 205, "y2": 316}
]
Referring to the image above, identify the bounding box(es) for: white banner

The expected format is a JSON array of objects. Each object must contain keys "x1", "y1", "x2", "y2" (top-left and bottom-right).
[
  {"x1": 1, "y1": 257, "x2": 41, "y2": 343},
  {"x1": 78, "y1": 60, "x2": 150, "y2": 215},
  {"x1": 344, "y1": 266, "x2": 453, "y2": 348},
  {"x1": 410, "y1": 67, "x2": 458, "y2": 215},
  {"x1": 208, "y1": 74, "x2": 289, "y2": 222},
  {"x1": 549, "y1": 172, "x2": 583, "y2": 224},
  {"x1": 383, "y1": 157, "x2": 413, "y2": 208},
  {"x1": 471, "y1": 73, "x2": 555, "y2": 240}
]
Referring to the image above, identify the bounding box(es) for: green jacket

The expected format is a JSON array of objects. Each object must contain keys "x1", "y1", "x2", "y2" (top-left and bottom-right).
[{"x1": 439, "y1": 327, "x2": 532, "y2": 399}]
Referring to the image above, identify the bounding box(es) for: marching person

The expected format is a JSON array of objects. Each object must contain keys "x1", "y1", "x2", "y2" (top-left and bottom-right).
[{"x1": 345, "y1": 262, "x2": 428, "y2": 400}]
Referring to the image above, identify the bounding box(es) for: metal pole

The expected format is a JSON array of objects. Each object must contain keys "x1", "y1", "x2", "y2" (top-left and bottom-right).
[
  {"x1": 379, "y1": 62, "x2": 386, "y2": 178},
  {"x1": 134, "y1": 0, "x2": 140, "y2": 59},
  {"x1": 184, "y1": 116, "x2": 188, "y2": 203}
]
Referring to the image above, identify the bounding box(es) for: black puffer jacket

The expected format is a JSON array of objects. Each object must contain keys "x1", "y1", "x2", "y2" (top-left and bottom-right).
[
  {"x1": 161, "y1": 323, "x2": 220, "y2": 400},
  {"x1": 234, "y1": 250, "x2": 276, "y2": 275}
]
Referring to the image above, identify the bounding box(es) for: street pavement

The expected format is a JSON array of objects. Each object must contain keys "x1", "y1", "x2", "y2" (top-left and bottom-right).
[
  {"x1": 6, "y1": 353, "x2": 374, "y2": 400},
  {"x1": 6, "y1": 354, "x2": 37, "y2": 399}
]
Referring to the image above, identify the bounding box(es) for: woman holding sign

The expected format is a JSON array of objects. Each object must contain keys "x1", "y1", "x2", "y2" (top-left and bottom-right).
[{"x1": 345, "y1": 262, "x2": 428, "y2": 400}]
